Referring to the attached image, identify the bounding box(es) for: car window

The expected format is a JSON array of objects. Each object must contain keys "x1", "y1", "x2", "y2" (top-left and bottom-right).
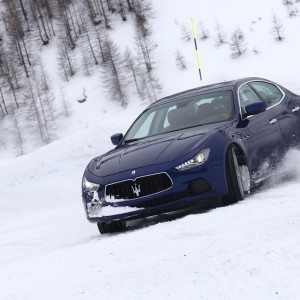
[
  {"x1": 132, "y1": 111, "x2": 156, "y2": 140},
  {"x1": 239, "y1": 84, "x2": 262, "y2": 114},
  {"x1": 125, "y1": 91, "x2": 234, "y2": 143},
  {"x1": 249, "y1": 81, "x2": 283, "y2": 108}
]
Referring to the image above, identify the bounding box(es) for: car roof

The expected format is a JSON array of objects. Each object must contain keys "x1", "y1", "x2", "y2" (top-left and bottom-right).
[{"x1": 150, "y1": 77, "x2": 268, "y2": 107}]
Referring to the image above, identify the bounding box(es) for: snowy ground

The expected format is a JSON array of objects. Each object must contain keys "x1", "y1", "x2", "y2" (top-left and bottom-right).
[
  {"x1": 1, "y1": 0, "x2": 300, "y2": 298},
  {"x1": 0, "y1": 130, "x2": 300, "y2": 299}
]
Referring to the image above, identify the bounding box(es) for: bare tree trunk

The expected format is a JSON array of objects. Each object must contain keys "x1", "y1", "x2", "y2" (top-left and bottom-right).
[
  {"x1": 86, "y1": 0, "x2": 96, "y2": 20},
  {"x1": 118, "y1": 0, "x2": 127, "y2": 21},
  {"x1": 28, "y1": 80, "x2": 45, "y2": 143},
  {"x1": 59, "y1": 54, "x2": 69, "y2": 81},
  {"x1": 19, "y1": 0, "x2": 28, "y2": 21},
  {"x1": 11, "y1": 105, "x2": 24, "y2": 156},
  {"x1": 36, "y1": 0, "x2": 50, "y2": 43},
  {"x1": 99, "y1": 0, "x2": 111, "y2": 29},
  {"x1": 95, "y1": 26, "x2": 106, "y2": 63},
  {"x1": 0, "y1": 85, "x2": 8, "y2": 115},
  {"x1": 60, "y1": 88, "x2": 69, "y2": 117},
  {"x1": 33, "y1": 72, "x2": 49, "y2": 143},
  {"x1": 78, "y1": 9, "x2": 98, "y2": 65},
  {"x1": 126, "y1": 0, "x2": 133, "y2": 11},
  {"x1": 14, "y1": 39, "x2": 29, "y2": 78}
]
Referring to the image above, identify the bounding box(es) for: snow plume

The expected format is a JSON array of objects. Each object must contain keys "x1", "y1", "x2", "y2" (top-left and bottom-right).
[
  {"x1": 281, "y1": 148, "x2": 300, "y2": 180},
  {"x1": 269, "y1": 148, "x2": 300, "y2": 186}
]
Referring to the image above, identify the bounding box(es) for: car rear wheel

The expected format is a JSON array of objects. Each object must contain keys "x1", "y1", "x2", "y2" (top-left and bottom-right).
[
  {"x1": 97, "y1": 221, "x2": 126, "y2": 234},
  {"x1": 223, "y1": 146, "x2": 250, "y2": 205}
]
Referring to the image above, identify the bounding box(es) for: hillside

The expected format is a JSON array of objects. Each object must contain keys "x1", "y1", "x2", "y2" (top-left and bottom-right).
[{"x1": 1, "y1": 0, "x2": 300, "y2": 159}]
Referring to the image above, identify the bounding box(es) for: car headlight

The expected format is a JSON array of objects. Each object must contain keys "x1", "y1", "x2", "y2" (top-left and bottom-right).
[
  {"x1": 82, "y1": 177, "x2": 100, "y2": 193},
  {"x1": 175, "y1": 148, "x2": 210, "y2": 171}
]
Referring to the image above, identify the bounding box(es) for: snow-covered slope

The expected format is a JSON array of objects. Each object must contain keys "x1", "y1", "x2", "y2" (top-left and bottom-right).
[
  {"x1": 1, "y1": 0, "x2": 300, "y2": 298},
  {"x1": 0, "y1": 135, "x2": 300, "y2": 299},
  {"x1": 63, "y1": 0, "x2": 300, "y2": 132},
  {"x1": 40, "y1": 0, "x2": 300, "y2": 153},
  {"x1": 1, "y1": 0, "x2": 300, "y2": 159}
]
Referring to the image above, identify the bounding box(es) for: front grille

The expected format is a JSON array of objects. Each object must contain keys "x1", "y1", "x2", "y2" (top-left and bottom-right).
[{"x1": 105, "y1": 173, "x2": 172, "y2": 200}]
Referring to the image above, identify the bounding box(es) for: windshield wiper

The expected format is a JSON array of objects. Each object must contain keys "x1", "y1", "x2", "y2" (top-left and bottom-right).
[
  {"x1": 124, "y1": 138, "x2": 142, "y2": 144},
  {"x1": 125, "y1": 125, "x2": 204, "y2": 143}
]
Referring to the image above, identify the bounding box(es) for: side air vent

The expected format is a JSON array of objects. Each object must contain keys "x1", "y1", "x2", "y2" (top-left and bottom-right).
[{"x1": 190, "y1": 178, "x2": 212, "y2": 195}]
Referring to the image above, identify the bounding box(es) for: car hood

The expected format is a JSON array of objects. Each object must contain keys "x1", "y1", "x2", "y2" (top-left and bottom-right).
[{"x1": 89, "y1": 124, "x2": 223, "y2": 177}]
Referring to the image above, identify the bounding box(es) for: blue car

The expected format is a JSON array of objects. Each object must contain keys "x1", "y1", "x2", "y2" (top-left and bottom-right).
[{"x1": 82, "y1": 77, "x2": 300, "y2": 234}]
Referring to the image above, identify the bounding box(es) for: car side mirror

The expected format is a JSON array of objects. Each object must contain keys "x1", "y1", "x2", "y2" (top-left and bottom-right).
[
  {"x1": 244, "y1": 101, "x2": 266, "y2": 117},
  {"x1": 111, "y1": 133, "x2": 123, "y2": 145}
]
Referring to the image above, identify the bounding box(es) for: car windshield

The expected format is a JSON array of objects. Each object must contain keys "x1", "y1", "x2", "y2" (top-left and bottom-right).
[{"x1": 125, "y1": 90, "x2": 234, "y2": 143}]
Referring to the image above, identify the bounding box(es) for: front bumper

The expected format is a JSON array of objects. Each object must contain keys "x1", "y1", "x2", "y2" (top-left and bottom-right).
[
  {"x1": 82, "y1": 161, "x2": 228, "y2": 223},
  {"x1": 84, "y1": 192, "x2": 218, "y2": 223}
]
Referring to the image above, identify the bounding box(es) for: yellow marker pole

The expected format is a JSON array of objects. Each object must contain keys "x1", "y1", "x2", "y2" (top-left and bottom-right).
[{"x1": 191, "y1": 18, "x2": 202, "y2": 81}]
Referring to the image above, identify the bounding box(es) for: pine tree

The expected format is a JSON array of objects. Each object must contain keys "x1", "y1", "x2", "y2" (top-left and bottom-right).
[
  {"x1": 180, "y1": 25, "x2": 191, "y2": 41},
  {"x1": 11, "y1": 105, "x2": 24, "y2": 156},
  {"x1": 271, "y1": 14, "x2": 285, "y2": 41},
  {"x1": 94, "y1": 25, "x2": 106, "y2": 63},
  {"x1": 57, "y1": 0, "x2": 76, "y2": 49},
  {"x1": 230, "y1": 28, "x2": 247, "y2": 57},
  {"x1": 106, "y1": 0, "x2": 116, "y2": 13},
  {"x1": 132, "y1": 0, "x2": 153, "y2": 37},
  {"x1": 126, "y1": 0, "x2": 134, "y2": 11},
  {"x1": 3, "y1": 0, "x2": 32, "y2": 78},
  {"x1": 0, "y1": 84, "x2": 8, "y2": 116},
  {"x1": 140, "y1": 71, "x2": 161, "y2": 103},
  {"x1": 175, "y1": 51, "x2": 187, "y2": 70},
  {"x1": 198, "y1": 22, "x2": 209, "y2": 40},
  {"x1": 124, "y1": 48, "x2": 142, "y2": 95},
  {"x1": 57, "y1": 41, "x2": 76, "y2": 81},
  {"x1": 135, "y1": 26, "x2": 157, "y2": 73},
  {"x1": 215, "y1": 22, "x2": 226, "y2": 46},
  {"x1": 99, "y1": 0, "x2": 111, "y2": 29},
  {"x1": 59, "y1": 87, "x2": 70, "y2": 117},
  {"x1": 282, "y1": 0, "x2": 298, "y2": 17},
  {"x1": 118, "y1": 0, "x2": 127, "y2": 21},
  {"x1": 78, "y1": 9, "x2": 98, "y2": 66},
  {"x1": 101, "y1": 38, "x2": 128, "y2": 107}
]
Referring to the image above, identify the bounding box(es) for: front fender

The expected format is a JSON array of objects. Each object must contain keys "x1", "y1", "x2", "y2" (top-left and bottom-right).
[
  {"x1": 199, "y1": 130, "x2": 232, "y2": 195},
  {"x1": 201, "y1": 127, "x2": 252, "y2": 195}
]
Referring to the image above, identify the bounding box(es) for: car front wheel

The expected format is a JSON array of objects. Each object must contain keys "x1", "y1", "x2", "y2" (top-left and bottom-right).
[
  {"x1": 223, "y1": 146, "x2": 250, "y2": 205},
  {"x1": 97, "y1": 221, "x2": 126, "y2": 234}
]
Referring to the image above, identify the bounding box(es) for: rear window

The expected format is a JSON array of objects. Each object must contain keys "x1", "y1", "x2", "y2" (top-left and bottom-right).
[{"x1": 249, "y1": 81, "x2": 283, "y2": 108}]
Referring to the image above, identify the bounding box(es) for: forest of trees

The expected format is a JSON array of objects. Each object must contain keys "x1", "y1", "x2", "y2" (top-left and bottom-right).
[
  {"x1": 0, "y1": 0, "x2": 298, "y2": 157},
  {"x1": 0, "y1": 0, "x2": 161, "y2": 156}
]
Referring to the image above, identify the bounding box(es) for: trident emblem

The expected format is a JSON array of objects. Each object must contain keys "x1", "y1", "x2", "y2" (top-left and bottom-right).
[{"x1": 131, "y1": 183, "x2": 141, "y2": 197}]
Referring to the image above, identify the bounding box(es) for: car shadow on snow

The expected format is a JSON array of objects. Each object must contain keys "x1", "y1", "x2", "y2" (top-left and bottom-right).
[{"x1": 118, "y1": 198, "x2": 224, "y2": 234}]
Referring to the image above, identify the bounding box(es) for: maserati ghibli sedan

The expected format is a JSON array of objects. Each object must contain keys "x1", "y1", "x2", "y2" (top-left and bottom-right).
[{"x1": 82, "y1": 77, "x2": 300, "y2": 234}]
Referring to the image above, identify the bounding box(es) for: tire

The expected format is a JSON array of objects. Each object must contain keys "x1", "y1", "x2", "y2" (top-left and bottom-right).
[
  {"x1": 97, "y1": 221, "x2": 126, "y2": 234},
  {"x1": 223, "y1": 146, "x2": 250, "y2": 205}
]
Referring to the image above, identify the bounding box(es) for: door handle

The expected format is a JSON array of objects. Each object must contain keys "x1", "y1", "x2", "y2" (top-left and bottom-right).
[
  {"x1": 269, "y1": 118, "x2": 277, "y2": 124},
  {"x1": 292, "y1": 106, "x2": 300, "y2": 113}
]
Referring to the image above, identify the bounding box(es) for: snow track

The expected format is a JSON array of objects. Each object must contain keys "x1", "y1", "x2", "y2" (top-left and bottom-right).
[{"x1": 0, "y1": 137, "x2": 299, "y2": 299}]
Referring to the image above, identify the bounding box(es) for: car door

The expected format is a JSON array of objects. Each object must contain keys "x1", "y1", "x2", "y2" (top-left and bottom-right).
[
  {"x1": 249, "y1": 81, "x2": 299, "y2": 150},
  {"x1": 238, "y1": 83, "x2": 282, "y2": 177}
]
